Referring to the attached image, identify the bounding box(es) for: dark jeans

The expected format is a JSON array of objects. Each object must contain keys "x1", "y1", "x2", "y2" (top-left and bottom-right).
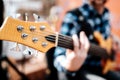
[{"x1": 66, "y1": 66, "x2": 120, "y2": 80}]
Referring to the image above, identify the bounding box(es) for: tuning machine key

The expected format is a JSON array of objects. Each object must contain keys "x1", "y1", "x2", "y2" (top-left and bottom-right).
[
  {"x1": 33, "y1": 13, "x2": 45, "y2": 22},
  {"x1": 30, "y1": 26, "x2": 36, "y2": 32},
  {"x1": 17, "y1": 25, "x2": 24, "y2": 32},
  {"x1": 21, "y1": 33, "x2": 28, "y2": 39}
]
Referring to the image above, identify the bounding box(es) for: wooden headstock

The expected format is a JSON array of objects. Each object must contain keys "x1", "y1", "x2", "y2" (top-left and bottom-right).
[{"x1": 0, "y1": 17, "x2": 56, "y2": 53}]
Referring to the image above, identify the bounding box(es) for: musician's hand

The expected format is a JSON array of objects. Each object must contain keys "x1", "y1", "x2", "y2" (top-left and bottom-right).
[{"x1": 63, "y1": 31, "x2": 90, "y2": 71}]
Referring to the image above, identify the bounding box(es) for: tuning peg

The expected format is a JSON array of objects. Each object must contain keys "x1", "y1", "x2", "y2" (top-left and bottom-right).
[
  {"x1": 33, "y1": 13, "x2": 45, "y2": 22},
  {"x1": 33, "y1": 13, "x2": 40, "y2": 21},
  {"x1": 23, "y1": 47, "x2": 33, "y2": 55},
  {"x1": 23, "y1": 47, "x2": 40, "y2": 58},
  {"x1": 23, "y1": 13, "x2": 29, "y2": 21}
]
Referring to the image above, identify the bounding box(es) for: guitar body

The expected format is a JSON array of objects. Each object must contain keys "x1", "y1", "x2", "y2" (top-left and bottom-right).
[{"x1": 94, "y1": 31, "x2": 114, "y2": 74}]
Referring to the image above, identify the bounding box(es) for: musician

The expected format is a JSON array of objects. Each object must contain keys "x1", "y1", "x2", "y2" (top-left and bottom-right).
[{"x1": 52, "y1": 0, "x2": 120, "y2": 80}]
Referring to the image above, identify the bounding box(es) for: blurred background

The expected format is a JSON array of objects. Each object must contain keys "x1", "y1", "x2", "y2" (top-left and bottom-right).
[
  {"x1": 0, "y1": 0, "x2": 120, "y2": 80},
  {"x1": 3, "y1": 0, "x2": 120, "y2": 35}
]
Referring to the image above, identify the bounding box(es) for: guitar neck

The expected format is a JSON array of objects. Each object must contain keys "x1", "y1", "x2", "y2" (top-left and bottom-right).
[
  {"x1": 0, "y1": 17, "x2": 110, "y2": 58},
  {"x1": 45, "y1": 34, "x2": 109, "y2": 58}
]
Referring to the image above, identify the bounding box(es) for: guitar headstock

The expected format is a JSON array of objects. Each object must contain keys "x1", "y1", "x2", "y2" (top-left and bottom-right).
[{"x1": 0, "y1": 17, "x2": 56, "y2": 53}]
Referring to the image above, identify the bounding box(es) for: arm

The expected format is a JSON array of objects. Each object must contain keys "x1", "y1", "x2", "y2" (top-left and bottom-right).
[
  {"x1": 63, "y1": 31, "x2": 90, "y2": 71},
  {"x1": 53, "y1": 12, "x2": 89, "y2": 74}
]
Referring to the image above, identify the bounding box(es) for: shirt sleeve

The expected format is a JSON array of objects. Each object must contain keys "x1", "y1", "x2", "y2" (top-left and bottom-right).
[{"x1": 53, "y1": 12, "x2": 79, "y2": 76}]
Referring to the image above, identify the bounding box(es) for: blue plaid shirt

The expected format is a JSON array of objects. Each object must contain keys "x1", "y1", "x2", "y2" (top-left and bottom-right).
[{"x1": 53, "y1": 3, "x2": 111, "y2": 76}]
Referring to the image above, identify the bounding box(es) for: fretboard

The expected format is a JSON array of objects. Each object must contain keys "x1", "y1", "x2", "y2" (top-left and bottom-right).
[{"x1": 45, "y1": 34, "x2": 109, "y2": 58}]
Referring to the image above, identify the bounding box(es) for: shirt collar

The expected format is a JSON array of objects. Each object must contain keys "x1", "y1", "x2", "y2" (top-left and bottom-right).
[{"x1": 79, "y1": 3, "x2": 106, "y2": 18}]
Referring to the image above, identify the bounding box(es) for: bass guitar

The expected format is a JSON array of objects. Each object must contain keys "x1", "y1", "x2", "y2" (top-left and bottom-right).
[
  {"x1": 94, "y1": 31, "x2": 114, "y2": 74},
  {"x1": 0, "y1": 17, "x2": 111, "y2": 70}
]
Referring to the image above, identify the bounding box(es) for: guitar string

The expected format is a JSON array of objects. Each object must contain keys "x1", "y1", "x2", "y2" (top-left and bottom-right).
[
  {"x1": 21, "y1": 30, "x2": 73, "y2": 44},
  {"x1": 14, "y1": 31, "x2": 99, "y2": 51},
  {"x1": 44, "y1": 34, "x2": 73, "y2": 49},
  {"x1": 19, "y1": 30, "x2": 108, "y2": 56},
  {"x1": 22, "y1": 28, "x2": 72, "y2": 40},
  {"x1": 25, "y1": 32, "x2": 72, "y2": 45},
  {"x1": 17, "y1": 30, "x2": 73, "y2": 48},
  {"x1": 12, "y1": 31, "x2": 104, "y2": 55},
  {"x1": 22, "y1": 34, "x2": 73, "y2": 49},
  {"x1": 17, "y1": 29, "x2": 100, "y2": 50},
  {"x1": 3, "y1": 32, "x2": 69, "y2": 48}
]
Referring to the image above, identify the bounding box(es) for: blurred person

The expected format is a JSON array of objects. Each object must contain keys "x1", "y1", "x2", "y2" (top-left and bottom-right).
[{"x1": 50, "y1": 0, "x2": 120, "y2": 80}]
